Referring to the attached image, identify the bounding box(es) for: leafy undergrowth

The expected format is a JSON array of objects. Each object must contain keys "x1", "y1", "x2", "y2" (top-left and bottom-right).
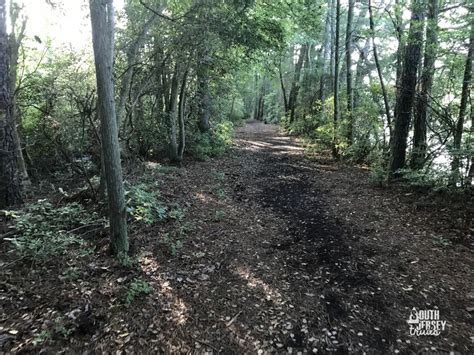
[{"x1": 1, "y1": 121, "x2": 472, "y2": 353}]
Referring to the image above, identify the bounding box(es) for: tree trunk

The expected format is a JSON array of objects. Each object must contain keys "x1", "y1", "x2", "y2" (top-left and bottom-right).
[
  {"x1": 319, "y1": 0, "x2": 333, "y2": 110},
  {"x1": 0, "y1": 0, "x2": 22, "y2": 208},
  {"x1": 345, "y1": 0, "x2": 355, "y2": 144},
  {"x1": 90, "y1": 0, "x2": 128, "y2": 255},
  {"x1": 410, "y1": 0, "x2": 439, "y2": 170},
  {"x1": 229, "y1": 96, "x2": 235, "y2": 118},
  {"x1": 451, "y1": 21, "x2": 473, "y2": 181},
  {"x1": 279, "y1": 58, "x2": 288, "y2": 113},
  {"x1": 253, "y1": 72, "x2": 259, "y2": 120},
  {"x1": 353, "y1": 38, "x2": 370, "y2": 110},
  {"x1": 288, "y1": 44, "x2": 308, "y2": 122},
  {"x1": 394, "y1": 0, "x2": 404, "y2": 121},
  {"x1": 197, "y1": 52, "x2": 211, "y2": 132},
  {"x1": 116, "y1": 13, "x2": 157, "y2": 130},
  {"x1": 177, "y1": 69, "x2": 188, "y2": 163},
  {"x1": 389, "y1": 0, "x2": 425, "y2": 175},
  {"x1": 258, "y1": 79, "x2": 266, "y2": 121},
  {"x1": 332, "y1": 0, "x2": 341, "y2": 159},
  {"x1": 468, "y1": 109, "x2": 474, "y2": 185},
  {"x1": 167, "y1": 63, "x2": 179, "y2": 163},
  {"x1": 328, "y1": 0, "x2": 336, "y2": 95},
  {"x1": 8, "y1": 4, "x2": 29, "y2": 186},
  {"x1": 369, "y1": 0, "x2": 392, "y2": 140}
]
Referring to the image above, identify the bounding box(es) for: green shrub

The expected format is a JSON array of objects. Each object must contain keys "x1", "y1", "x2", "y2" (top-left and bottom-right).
[
  {"x1": 125, "y1": 183, "x2": 167, "y2": 225},
  {"x1": 213, "y1": 210, "x2": 226, "y2": 221},
  {"x1": 190, "y1": 122, "x2": 234, "y2": 160},
  {"x1": 7, "y1": 200, "x2": 101, "y2": 260},
  {"x1": 169, "y1": 205, "x2": 186, "y2": 222},
  {"x1": 124, "y1": 278, "x2": 153, "y2": 305},
  {"x1": 32, "y1": 316, "x2": 72, "y2": 345}
]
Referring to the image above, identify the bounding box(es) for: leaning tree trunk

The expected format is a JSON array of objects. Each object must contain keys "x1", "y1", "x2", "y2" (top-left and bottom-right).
[
  {"x1": 410, "y1": 0, "x2": 439, "y2": 170},
  {"x1": 345, "y1": 0, "x2": 355, "y2": 144},
  {"x1": 116, "y1": 13, "x2": 157, "y2": 130},
  {"x1": 332, "y1": 0, "x2": 341, "y2": 159},
  {"x1": 451, "y1": 21, "x2": 474, "y2": 182},
  {"x1": 353, "y1": 38, "x2": 370, "y2": 110},
  {"x1": 369, "y1": 0, "x2": 392, "y2": 140},
  {"x1": 0, "y1": 0, "x2": 22, "y2": 208},
  {"x1": 389, "y1": 0, "x2": 425, "y2": 175},
  {"x1": 89, "y1": 0, "x2": 128, "y2": 255}
]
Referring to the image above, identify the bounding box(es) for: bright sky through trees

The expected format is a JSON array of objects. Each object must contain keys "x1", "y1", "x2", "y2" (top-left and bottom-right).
[{"x1": 19, "y1": 0, "x2": 124, "y2": 48}]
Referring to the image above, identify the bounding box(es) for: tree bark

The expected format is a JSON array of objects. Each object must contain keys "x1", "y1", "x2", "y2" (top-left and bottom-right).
[
  {"x1": 353, "y1": 38, "x2": 370, "y2": 110},
  {"x1": 167, "y1": 63, "x2": 179, "y2": 163},
  {"x1": 278, "y1": 58, "x2": 288, "y2": 113},
  {"x1": 410, "y1": 0, "x2": 439, "y2": 170},
  {"x1": 369, "y1": 0, "x2": 392, "y2": 140},
  {"x1": 0, "y1": 0, "x2": 22, "y2": 208},
  {"x1": 252, "y1": 72, "x2": 259, "y2": 120},
  {"x1": 394, "y1": 0, "x2": 404, "y2": 121},
  {"x1": 451, "y1": 21, "x2": 473, "y2": 181},
  {"x1": 197, "y1": 51, "x2": 211, "y2": 132},
  {"x1": 288, "y1": 44, "x2": 308, "y2": 122},
  {"x1": 332, "y1": 0, "x2": 341, "y2": 158},
  {"x1": 177, "y1": 69, "x2": 188, "y2": 163},
  {"x1": 389, "y1": 0, "x2": 425, "y2": 175},
  {"x1": 8, "y1": 3, "x2": 29, "y2": 186},
  {"x1": 90, "y1": 0, "x2": 128, "y2": 255},
  {"x1": 319, "y1": 0, "x2": 333, "y2": 110},
  {"x1": 345, "y1": 0, "x2": 355, "y2": 144}
]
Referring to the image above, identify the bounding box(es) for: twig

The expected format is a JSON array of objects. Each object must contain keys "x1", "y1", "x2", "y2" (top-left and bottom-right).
[
  {"x1": 225, "y1": 311, "x2": 242, "y2": 327},
  {"x1": 67, "y1": 222, "x2": 104, "y2": 235},
  {"x1": 0, "y1": 230, "x2": 19, "y2": 240},
  {"x1": 190, "y1": 335, "x2": 219, "y2": 353},
  {"x1": 3, "y1": 255, "x2": 26, "y2": 267}
]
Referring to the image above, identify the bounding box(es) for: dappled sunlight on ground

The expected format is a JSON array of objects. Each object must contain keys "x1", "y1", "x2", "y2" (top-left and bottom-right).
[{"x1": 233, "y1": 266, "x2": 283, "y2": 305}]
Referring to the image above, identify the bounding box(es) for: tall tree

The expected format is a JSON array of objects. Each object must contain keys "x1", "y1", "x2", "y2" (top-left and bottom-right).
[
  {"x1": 197, "y1": 48, "x2": 211, "y2": 132},
  {"x1": 368, "y1": 0, "x2": 392, "y2": 139},
  {"x1": 167, "y1": 63, "x2": 180, "y2": 163},
  {"x1": 177, "y1": 68, "x2": 188, "y2": 163},
  {"x1": 332, "y1": 0, "x2": 341, "y2": 158},
  {"x1": 288, "y1": 44, "x2": 308, "y2": 122},
  {"x1": 345, "y1": 0, "x2": 355, "y2": 144},
  {"x1": 451, "y1": 20, "x2": 474, "y2": 181},
  {"x1": 9, "y1": 3, "x2": 29, "y2": 186},
  {"x1": 0, "y1": 0, "x2": 22, "y2": 208},
  {"x1": 411, "y1": 0, "x2": 439, "y2": 169},
  {"x1": 389, "y1": 0, "x2": 425, "y2": 175},
  {"x1": 393, "y1": 0, "x2": 404, "y2": 121},
  {"x1": 89, "y1": 0, "x2": 128, "y2": 255},
  {"x1": 319, "y1": 0, "x2": 333, "y2": 110}
]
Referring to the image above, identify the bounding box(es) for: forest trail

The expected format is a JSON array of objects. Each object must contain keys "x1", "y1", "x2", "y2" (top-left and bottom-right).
[
  {"x1": 2, "y1": 121, "x2": 472, "y2": 354},
  {"x1": 141, "y1": 120, "x2": 472, "y2": 353}
]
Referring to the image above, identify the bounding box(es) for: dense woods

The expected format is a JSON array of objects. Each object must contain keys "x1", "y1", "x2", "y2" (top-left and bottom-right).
[{"x1": 0, "y1": 0, "x2": 472, "y2": 353}]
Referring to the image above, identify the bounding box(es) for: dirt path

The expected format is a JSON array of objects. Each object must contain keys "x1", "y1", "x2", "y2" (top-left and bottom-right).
[{"x1": 2, "y1": 121, "x2": 472, "y2": 353}]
